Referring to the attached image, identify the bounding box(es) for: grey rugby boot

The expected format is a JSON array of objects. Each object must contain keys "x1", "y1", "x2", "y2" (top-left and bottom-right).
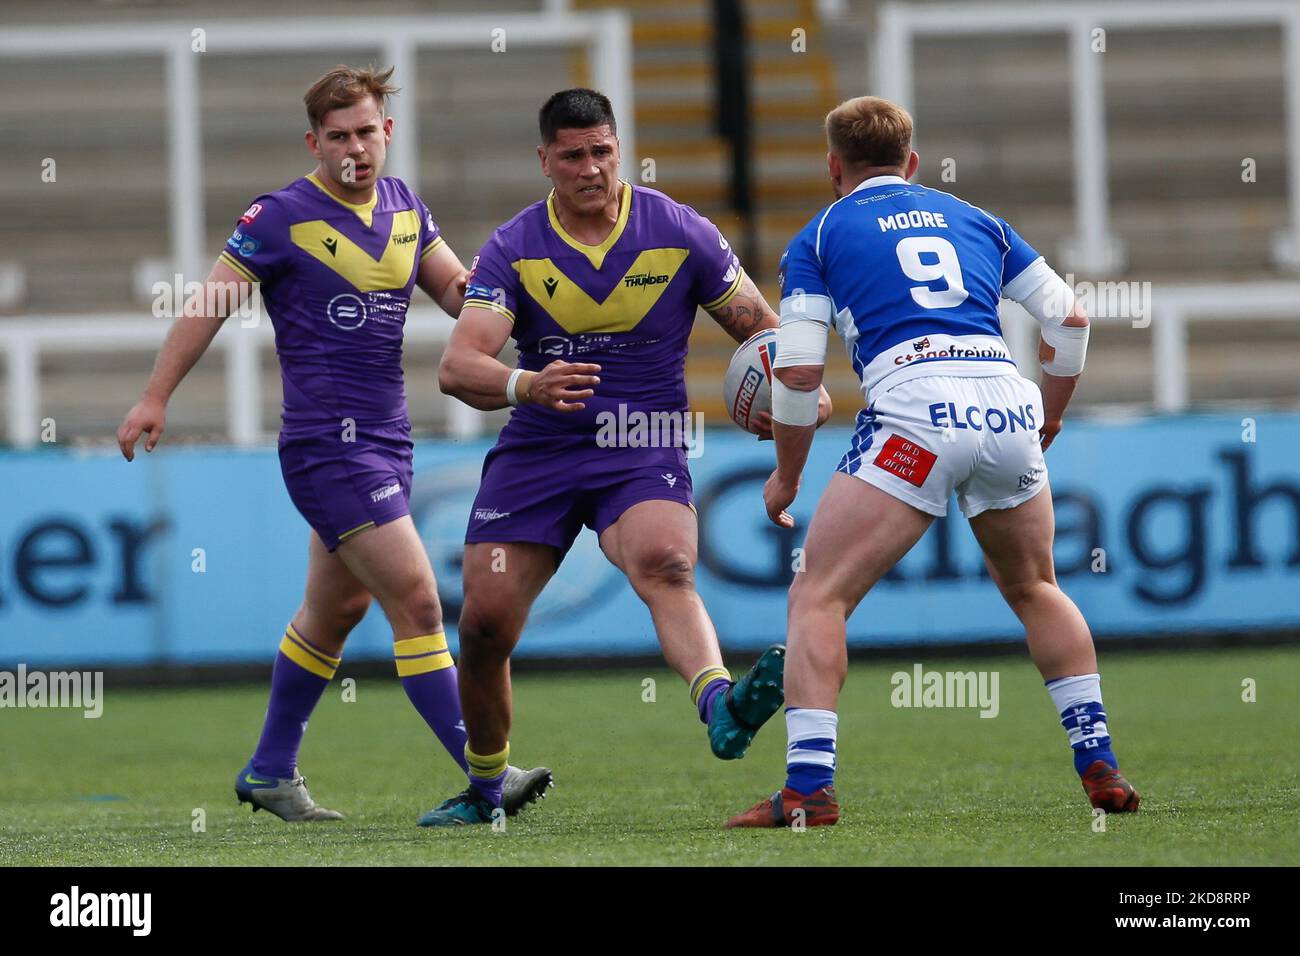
[
  {"x1": 501, "y1": 765, "x2": 554, "y2": 817},
  {"x1": 235, "y1": 762, "x2": 344, "y2": 821}
]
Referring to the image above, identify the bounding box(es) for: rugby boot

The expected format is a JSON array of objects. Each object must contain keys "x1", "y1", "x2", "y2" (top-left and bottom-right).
[
  {"x1": 725, "y1": 785, "x2": 840, "y2": 828},
  {"x1": 708, "y1": 644, "x2": 785, "y2": 759},
  {"x1": 501, "y1": 765, "x2": 553, "y2": 817},
  {"x1": 234, "y1": 761, "x2": 343, "y2": 821},
  {"x1": 417, "y1": 787, "x2": 497, "y2": 827},
  {"x1": 1082, "y1": 759, "x2": 1141, "y2": 813}
]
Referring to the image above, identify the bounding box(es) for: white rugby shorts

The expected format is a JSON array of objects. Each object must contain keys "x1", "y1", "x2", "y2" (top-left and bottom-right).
[{"x1": 836, "y1": 374, "x2": 1048, "y2": 518}]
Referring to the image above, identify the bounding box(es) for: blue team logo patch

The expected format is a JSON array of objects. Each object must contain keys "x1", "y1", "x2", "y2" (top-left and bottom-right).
[{"x1": 226, "y1": 229, "x2": 262, "y2": 258}]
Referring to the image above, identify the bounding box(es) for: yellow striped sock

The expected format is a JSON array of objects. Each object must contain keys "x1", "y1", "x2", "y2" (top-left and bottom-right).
[
  {"x1": 279, "y1": 624, "x2": 341, "y2": 680},
  {"x1": 465, "y1": 743, "x2": 510, "y2": 782},
  {"x1": 689, "y1": 665, "x2": 732, "y2": 708},
  {"x1": 393, "y1": 632, "x2": 453, "y2": 677}
]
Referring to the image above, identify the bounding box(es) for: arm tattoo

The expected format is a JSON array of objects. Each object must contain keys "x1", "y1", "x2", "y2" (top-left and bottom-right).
[{"x1": 708, "y1": 276, "x2": 779, "y2": 344}]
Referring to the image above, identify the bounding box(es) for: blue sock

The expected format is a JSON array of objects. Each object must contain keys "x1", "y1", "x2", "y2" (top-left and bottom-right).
[
  {"x1": 785, "y1": 707, "x2": 837, "y2": 795},
  {"x1": 1046, "y1": 674, "x2": 1118, "y2": 777}
]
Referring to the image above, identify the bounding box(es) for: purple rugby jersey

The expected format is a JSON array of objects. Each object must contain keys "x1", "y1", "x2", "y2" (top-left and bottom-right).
[
  {"x1": 218, "y1": 173, "x2": 444, "y2": 435},
  {"x1": 462, "y1": 181, "x2": 745, "y2": 441}
]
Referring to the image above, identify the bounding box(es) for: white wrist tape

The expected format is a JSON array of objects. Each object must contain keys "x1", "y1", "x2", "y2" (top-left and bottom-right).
[
  {"x1": 505, "y1": 368, "x2": 526, "y2": 406},
  {"x1": 772, "y1": 318, "x2": 830, "y2": 369},
  {"x1": 1003, "y1": 258, "x2": 1088, "y2": 377},
  {"x1": 1041, "y1": 322, "x2": 1089, "y2": 376},
  {"x1": 771, "y1": 378, "x2": 820, "y2": 426}
]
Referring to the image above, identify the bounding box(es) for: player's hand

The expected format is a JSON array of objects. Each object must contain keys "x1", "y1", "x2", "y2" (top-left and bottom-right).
[
  {"x1": 754, "y1": 411, "x2": 774, "y2": 441},
  {"x1": 763, "y1": 469, "x2": 799, "y2": 528},
  {"x1": 526, "y1": 360, "x2": 601, "y2": 412},
  {"x1": 816, "y1": 386, "x2": 833, "y2": 427},
  {"x1": 1040, "y1": 419, "x2": 1063, "y2": 452},
  {"x1": 117, "y1": 396, "x2": 167, "y2": 461}
]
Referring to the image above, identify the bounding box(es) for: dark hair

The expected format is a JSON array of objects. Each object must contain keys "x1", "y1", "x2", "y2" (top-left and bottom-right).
[
  {"x1": 538, "y1": 88, "x2": 617, "y2": 144},
  {"x1": 304, "y1": 64, "x2": 398, "y2": 131}
]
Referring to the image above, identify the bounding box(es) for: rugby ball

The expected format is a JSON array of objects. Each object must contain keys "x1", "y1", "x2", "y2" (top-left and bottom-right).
[{"x1": 723, "y1": 328, "x2": 778, "y2": 434}]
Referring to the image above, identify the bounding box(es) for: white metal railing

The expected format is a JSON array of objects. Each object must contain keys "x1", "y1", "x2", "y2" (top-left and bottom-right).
[
  {"x1": 0, "y1": 12, "x2": 635, "y2": 286},
  {"x1": 3, "y1": 282, "x2": 1297, "y2": 447},
  {"x1": 873, "y1": 1, "x2": 1300, "y2": 275},
  {"x1": 1000, "y1": 282, "x2": 1300, "y2": 411},
  {"x1": 0, "y1": 309, "x2": 483, "y2": 448}
]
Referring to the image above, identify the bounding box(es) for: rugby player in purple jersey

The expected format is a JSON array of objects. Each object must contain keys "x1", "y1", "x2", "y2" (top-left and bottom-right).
[
  {"x1": 116, "y1": 66, "x2": 552, "y2": 823},
  {"x1": 421, "y1": 88, "x2": 831, "y2": 825}
]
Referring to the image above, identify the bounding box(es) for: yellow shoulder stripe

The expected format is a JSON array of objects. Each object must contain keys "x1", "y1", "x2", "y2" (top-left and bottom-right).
[
  {"x1": 701, "y1": 268, "x2": 745, "y2": 312},
  {"x1": 464, "y1": 299, "x2": 516, "y2": 323},
  {"x1": 219, "y1": 251, "x2": 259, "y2": 284},
  {"x1": 420, "y1": 236, "x2": 446, "y2": 260}
]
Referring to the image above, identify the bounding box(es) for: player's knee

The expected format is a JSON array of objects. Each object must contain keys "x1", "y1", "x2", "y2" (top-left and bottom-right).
[
  {"x1": 630, "y1": 547, "x2": 696, "y2": 593},
  {"x1": 393, "y1": 585, "x2": 442, "y2": 635},
  {"x1": 458, "y1": 604, "x2": 520, "y2": 663},
  {"x1": 334, "y1": 593, "x2": 372, "y2": 633},
  {"x1": 788, "y1": 572, "x2": 845, "y2": 622},
  {"x1": 999, "y1": 578, "x2": 1057, "y2": 614},
  {"x1": 300, "y1": 593, "x2": 370, "y2": 645},
  {"x1": 410, "y1": 593, "x2": 444, "y2": 635}
]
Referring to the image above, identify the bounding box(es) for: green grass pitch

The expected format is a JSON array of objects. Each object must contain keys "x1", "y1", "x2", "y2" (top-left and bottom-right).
[{"x1": 1, "y1": 647, "x2": 1296, "y2": 866}]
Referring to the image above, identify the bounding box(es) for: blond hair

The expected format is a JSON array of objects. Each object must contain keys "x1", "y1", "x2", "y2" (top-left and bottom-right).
[
  {"x1": 825, "y1": 96, "x2": 913, "y2": 170},
  {"x1": 303, "y1": 65, "x2": 399, "y2": 131}
]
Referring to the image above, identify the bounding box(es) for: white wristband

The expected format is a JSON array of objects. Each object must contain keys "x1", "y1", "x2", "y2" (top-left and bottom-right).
[
  {"x1": 772, "y1": 317, "x2": 830, "y2": 368},
  {"x1": 1041, "y1": 323, "x2": 1089, "y2": 377},
  {"x1": 505, "y1": 368, "x2": 526, "y2": 407},
  {"x1": 771, "y1": 378, "x2": 820, "y2": 426}
]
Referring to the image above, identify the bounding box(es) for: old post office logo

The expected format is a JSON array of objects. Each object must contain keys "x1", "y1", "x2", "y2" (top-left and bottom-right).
[{"x1": 873, "y1": 434, "x2": 938, "y2": 488}]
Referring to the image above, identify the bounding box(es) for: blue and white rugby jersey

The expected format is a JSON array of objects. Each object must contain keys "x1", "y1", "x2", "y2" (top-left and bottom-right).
[{"x1": 778, "y1": 174, "x2": 1047, "y2": 401}]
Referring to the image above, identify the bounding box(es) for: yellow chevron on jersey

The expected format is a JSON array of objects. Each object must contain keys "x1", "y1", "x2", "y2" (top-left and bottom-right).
[
  {"x1": 289, "y1": 209, "x2": 422, "y2": 292},
  {"x1": 513, "y1": 248, "x2": 690, "y2": 334}
]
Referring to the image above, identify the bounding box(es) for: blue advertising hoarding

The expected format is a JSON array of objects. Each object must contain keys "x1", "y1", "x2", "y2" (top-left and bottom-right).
[{"x1": 1, "y1": 414, "x2": 1297, "y2": 666}]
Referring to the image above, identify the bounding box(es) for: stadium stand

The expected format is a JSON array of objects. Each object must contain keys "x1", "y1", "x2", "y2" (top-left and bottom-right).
[{"x1": 0, "y1": 0, "x2": 1295, "y2": 445}]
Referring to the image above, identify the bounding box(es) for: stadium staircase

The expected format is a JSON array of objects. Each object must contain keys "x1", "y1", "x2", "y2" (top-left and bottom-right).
[{"x1": 573, "y1": 0, "x2": 860, "y2": 425}]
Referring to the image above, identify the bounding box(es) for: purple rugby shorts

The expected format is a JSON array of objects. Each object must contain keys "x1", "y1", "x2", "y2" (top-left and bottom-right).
[
  {"x1": 465, "y1": 434, "x2": 694, "y2": 555},
  {"x1": 278, "y1": 418, "x2": 414, "y2": 551}
]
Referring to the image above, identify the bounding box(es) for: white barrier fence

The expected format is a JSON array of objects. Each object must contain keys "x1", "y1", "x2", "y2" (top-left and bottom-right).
[
  {"x1": 999, "y1": 282, "x2": 1300, "y2": 411},
  {"x1": 0, "y1": 11, "x2": 635, "y2": 286},
  {"x1": 873, "y1": 0, "x2": 1300, "y2": 274},
  {"x1": 0, "y1": 308, "x2": 482, "y2": 448},
  {"x1": 4, "y1": 282, "x2": 1299, "y2": 447}
]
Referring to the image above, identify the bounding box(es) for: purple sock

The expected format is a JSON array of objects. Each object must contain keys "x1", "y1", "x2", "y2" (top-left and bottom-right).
[
  {"x1": 395, "y1": 633, "x2": 469, "y2": 774},
  {"x1": 250, "y1": 625, "x2": 339, "y2": 779},
  {"x1": 466, "y1": 746, "x2": 510, "y2": 808},
  {"x1": 699, "y1": 679, "x2": 731, "y2": 725}
]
